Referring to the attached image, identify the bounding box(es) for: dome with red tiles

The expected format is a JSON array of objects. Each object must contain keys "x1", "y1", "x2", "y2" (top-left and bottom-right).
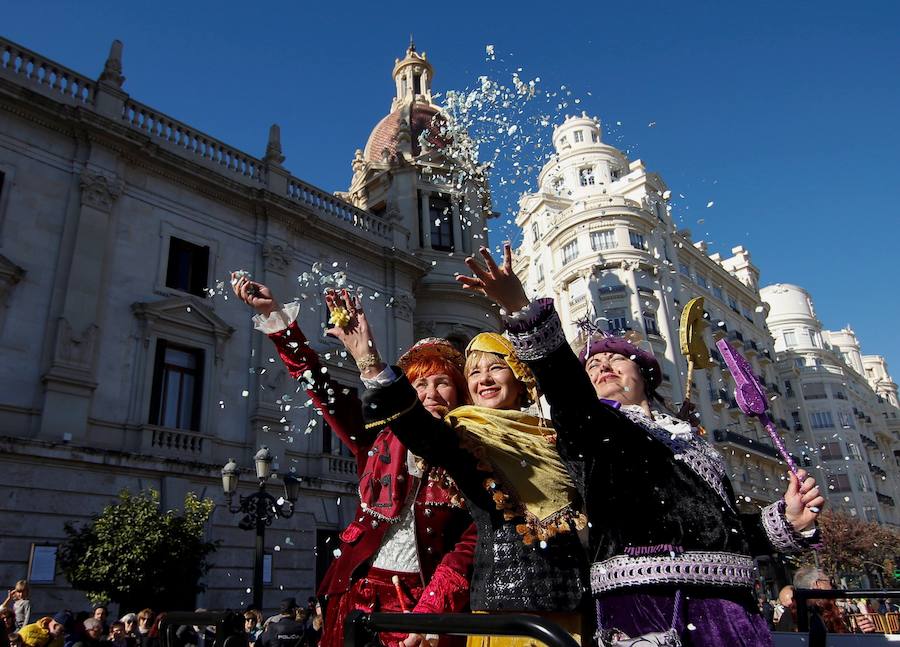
[{"x1": 363, "y1": 103, "x2": 451, "y2": 163}]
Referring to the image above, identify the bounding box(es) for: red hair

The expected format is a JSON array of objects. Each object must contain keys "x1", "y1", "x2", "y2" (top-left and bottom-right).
[{"x1": 404, "y1": 356, "x2": 469, "y2": 405}]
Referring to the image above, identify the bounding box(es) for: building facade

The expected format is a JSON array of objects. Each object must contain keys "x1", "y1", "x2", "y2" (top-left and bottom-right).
[
  {"x1": 512, "y1": 113, "x2": 800, "y2": 519},
  {"x1": 0, "y1": 37, "x2": 495, "y2": 614},
  {"x1": 761, "y1": 283, "x2": 900, "y2": 526}
]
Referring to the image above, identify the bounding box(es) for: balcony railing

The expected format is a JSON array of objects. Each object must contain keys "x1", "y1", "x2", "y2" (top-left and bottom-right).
[
  {"x1": 712, "y1": 429, "x2": 780, "y2": 460},
  {"x1": 0, "y1": 38, "x2": 95, "y2": 105},
  {"x1": 869, "y1": 463, "x2": 887, "y2": 478},
  {"x1": 877, "y1": 492, "x2": 895, "y2": 507}
]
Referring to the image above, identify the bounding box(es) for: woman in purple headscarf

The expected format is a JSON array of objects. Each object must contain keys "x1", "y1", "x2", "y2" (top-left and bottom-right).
[{"x1": 456, "y1": 243, "x2": 825, "y2": 647}]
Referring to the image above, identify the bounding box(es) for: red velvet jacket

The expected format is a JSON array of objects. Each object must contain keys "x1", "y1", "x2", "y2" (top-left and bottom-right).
[{"x1": 267, "y1": 322, "x2": 476, "y2": 612}]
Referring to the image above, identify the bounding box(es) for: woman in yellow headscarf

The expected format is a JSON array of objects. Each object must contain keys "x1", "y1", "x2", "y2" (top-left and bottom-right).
[{"x1": 324, "y1": 289, "x2": 588, "y2": 647}]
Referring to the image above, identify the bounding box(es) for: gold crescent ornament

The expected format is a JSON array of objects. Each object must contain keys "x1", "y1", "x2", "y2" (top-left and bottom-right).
[{"x1": 679, "y1": 296, "x2": 711, "y2": 401}]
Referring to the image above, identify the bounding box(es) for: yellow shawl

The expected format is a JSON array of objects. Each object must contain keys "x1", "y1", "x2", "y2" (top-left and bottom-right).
[{"x1": 447, "y1": 405, "x2": 586, "y2": 544}]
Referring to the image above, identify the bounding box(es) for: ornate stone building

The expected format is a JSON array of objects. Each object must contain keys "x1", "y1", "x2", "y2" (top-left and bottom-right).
[
  {"x1": 513, "y1": 113, "x2": 799, "y2": 517},
  {"x1": 761, "y1": 283, "x2": 900, "y2": 526},
  {"x1": 0, "y1": 37, "x2": 494, "y2": 614}
]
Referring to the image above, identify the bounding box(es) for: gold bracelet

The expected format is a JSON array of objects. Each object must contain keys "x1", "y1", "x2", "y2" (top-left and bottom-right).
[{"x1": 356, "y1": 352, "x2": 381, "y2": 373}]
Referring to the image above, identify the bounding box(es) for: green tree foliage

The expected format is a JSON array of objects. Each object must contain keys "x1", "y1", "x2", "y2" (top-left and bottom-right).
[
  {"x1": 792, "y1": 510, "x2": 900, "y2": 586},
  {"x1": 58, "y1": 489, "x2": 218, "y2": 611}
]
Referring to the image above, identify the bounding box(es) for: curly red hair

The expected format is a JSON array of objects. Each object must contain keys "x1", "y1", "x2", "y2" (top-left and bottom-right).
[{"x1": 404, "y1": 355, "x2": 469, "y2": 405}]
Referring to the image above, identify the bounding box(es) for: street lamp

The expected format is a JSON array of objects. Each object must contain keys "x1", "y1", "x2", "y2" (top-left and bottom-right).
[{"x1": 222, "y1": 447, "x2": 299, "y2": 610}]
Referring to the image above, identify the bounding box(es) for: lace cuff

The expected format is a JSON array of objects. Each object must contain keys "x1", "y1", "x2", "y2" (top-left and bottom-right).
[
  {"x1": 503, "y1": 298, "x2": 567, "y2": 361},
  {"x1": 253, "y1": 302, "x2": 301, "y2": 334},
  {"x1": 361, "y1": 365, "x2": 400, "y2": 389},
  {"x1": 762, "y1": 499, "x2": 818, "y2": 553}
]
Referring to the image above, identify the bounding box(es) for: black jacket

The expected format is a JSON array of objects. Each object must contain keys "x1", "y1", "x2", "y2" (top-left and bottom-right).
[
  {"x1": 362, "y1": 374, "x2": 588, "y2": 612},
  {"x1": 259, "y1": 617, "x2": 311, "y2": 647}
]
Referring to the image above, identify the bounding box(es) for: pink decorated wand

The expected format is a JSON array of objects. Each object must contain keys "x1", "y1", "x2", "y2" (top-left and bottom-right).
[{"x1": 715, "y1": 339, "x2": 818, "y2": 503}]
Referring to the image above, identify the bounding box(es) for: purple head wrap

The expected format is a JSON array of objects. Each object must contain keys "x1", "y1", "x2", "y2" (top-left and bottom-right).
[{"x1": 578, "y1": 336, "x2": 663, "y2": 394}]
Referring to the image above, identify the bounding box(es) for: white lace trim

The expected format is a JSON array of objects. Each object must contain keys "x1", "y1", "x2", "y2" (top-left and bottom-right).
[
  {"x1": 371, "y1": 490, "x2": 420, "y2": 573},
  {"x1": 252, "y1": 302, "x2": 301, "y2": 334}
]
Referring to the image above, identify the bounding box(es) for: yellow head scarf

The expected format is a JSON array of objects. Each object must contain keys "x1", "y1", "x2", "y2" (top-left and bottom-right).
[{"x1": 466, "y1": 332, "x2": 538, "y2": 405}]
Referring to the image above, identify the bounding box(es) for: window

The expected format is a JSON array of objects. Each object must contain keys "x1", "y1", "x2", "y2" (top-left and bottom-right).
[
  {"x1": 727, "y1": 296, "x2": 739, "y2": 312},
  {"x1": 551, "y1": 177, "x2": 564, "y2": 193},
  {"x1": 559, "y1": 136, "x2": 569, "y2": 148},
  {"x1": 413, "y1": 73, "x2": 422, "y2": 95},
  {"x1": 573, "y1": 130, "x2": 584, "y2": 143},
  {"x1": 643, "y1": 311, "x2": 659, "y2": 336},
  {"x1": 793, "y1": 357, "x2": 805, "y2": 368},
  {"x1": 606, "y1": 308, "x2": 628, "y2": 333},
  {"x1": 785, "y1": 380, "x2": 795, "y2": 398},
  {"x1": 28, "y1": 545, "x2": 57, "y2": 583},
  {"x1": 590, "y1": 230, "x2": 615, "y2": 251},
  {"x1": 531, "y1": 221, "x2": 540, "y2": 243},
  {"x1": 629, "y1": 231, "x2": 645, "y2": 249},
  {"x1": 848, "y1": 442, "x2": 862, "y2": 461},
  {"x1": 808, "y1": 329, "x2": 820, "y2": 348},
  {"x1": 166, "y1": 237, "x2": 209, "y2": 296},
  {"x1": 679, "y1": 263, "x2": 691, "y2": 277},
  {"x1": 783, "y1": 330, "x2": 797, "y2": 346},
  {"x1": 579, "y1": 167, "x2": 595, "y2": 186},
  {"x1": 833, "y1": 388, "x2": 847, "y2": 400},
  {"x1": 695, "y1": 274, "x2": 709, "y2": 289},
  {"x1": 149, "y1": 340, "x2": 204, "y2": 431},
  {"x1": 802, "y1": 382, "x2": 827, "y2": 400},
  {"x1": 820, "y1": 442, "x2": 843, "y2": 460},
  {"x1": 810, "y1": 411, "x2": 834, "y2": 429},
  {"x1": 561, "y1": 240, "x2": 578, "y2": 265},
  {"x1": 429, "y1": 195, "x2": 453, "y2": 251},
  {"x1": 568, "y1": 278, "x2": 587, "y2": 305},
  {"x1": 263, "y1": 553, "x2": 273, "y2": 584},
  {"x1": 610, "y1": 168, "x2": 620, "y2": 180},
  {"x1": 534, "y1": 262, "x2": 544, "y2": 283},
  {"x1": 838, "y1": 410, "x2": 855, "y2": 429},
  {"x1": 863, "y1": 506, "x2": 879, "y2": 522},
  {"x1": 591, "y1": 131, "x2": 599, "y2": 142},
  {"x1": 712, "y1": 286, "x2": 723, "y2": 300},
  {"x1": 827, "y1": 474, "x2": 851, "y2": 492}
]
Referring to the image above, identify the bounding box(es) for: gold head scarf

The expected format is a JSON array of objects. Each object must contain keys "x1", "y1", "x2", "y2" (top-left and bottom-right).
[
  {"x1": 466, "y1": 332, "x2": 538, "y2": 405},
  {"x1": 447, "y1": 404, "x2": 586, "y2": 545}
]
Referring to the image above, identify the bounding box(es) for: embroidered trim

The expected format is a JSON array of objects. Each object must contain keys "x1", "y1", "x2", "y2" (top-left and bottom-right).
[
  {"x1": 364, "y1": 396, "x2": 420, "y2": 430},
  {"x1": 505, "y1": 300, "x2": 567, "y2": 362},
  {"x1": 761, "y1": 499, "x2": 810, "y2": 553},
  {"x1": 623, "y1": 544, "x2": 684, "y2": 557},
  {"x1": 619, "y1": 407, "x2": 735, "y2": 512},
  {"x1": 590, "y1": 551, "x2": 757, "y2": 594}
]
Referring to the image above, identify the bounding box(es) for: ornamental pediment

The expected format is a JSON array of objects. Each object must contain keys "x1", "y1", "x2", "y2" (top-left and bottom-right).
[{"x1": 131, "y1": 296, "x2": 234, "y2": 340}]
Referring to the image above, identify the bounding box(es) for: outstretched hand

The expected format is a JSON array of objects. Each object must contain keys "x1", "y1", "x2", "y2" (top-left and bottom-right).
[
  {"x1": 783, "y1": 468, "x2": 825, "y2": 532},
  {"x1": 324, "y1": 289, "x2": 386, "y2": 379},
  {"x1": 231, "y1": 272, "x2": 279, "y2": 317},
  {"x1": 456, "y1": 242, "x2": 529, "y2": 313}
]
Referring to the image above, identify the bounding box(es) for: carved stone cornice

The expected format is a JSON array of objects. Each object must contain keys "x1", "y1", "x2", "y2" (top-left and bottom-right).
[
  {"x1": 79, "y1": 169, "x2": 123, "y2": 211},
  {"x1": 391, "y1": 292, "x2": 415, "y2": 322},
  {"x1": 132, "y1": 296, "x2": 235, "y2": 365}
]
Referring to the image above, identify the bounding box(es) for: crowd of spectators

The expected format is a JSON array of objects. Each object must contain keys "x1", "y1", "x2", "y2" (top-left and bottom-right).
[{"x1": 2, "y1": 587, "x2": 323, "y2": 647}]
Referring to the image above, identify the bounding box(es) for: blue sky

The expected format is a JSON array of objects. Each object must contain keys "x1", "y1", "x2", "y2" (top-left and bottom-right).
[{"x1": 5, "y1": 0, "x2": 900, "y2": 372}]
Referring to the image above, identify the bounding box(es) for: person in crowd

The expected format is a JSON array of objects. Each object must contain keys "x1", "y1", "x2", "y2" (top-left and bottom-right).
[
  {"x1": 757, "y1": 594, "x2": 774, "y2": 629},
  {"x1": 242, "y1": 611, "x2": 263, "y2": 647},
  {"x1": 1, "y1": 610, "x2": 16, "y2": 638},
  {"x1": 72, "y1": 619, "x2": 103, "y2": 647},
  {"x1": 232, "y1": 274, "x2": 477, "y2": 647},
  {"x1": 134, "y1": 613, "x2": 153, "y2": 642},
  {"x1": 90, "y1": 610, "x2": 107, "y2": 638},
  {"x1": 175, "y1": 610, "x2": 213, "y2": 647},
  {"x1": 772, "y1": 585, "x2": 794, "y2": 629},
  {"x1": 18, "y1": 611, "x2": 69, "y2": 647},
  {"x1": 457, "y1": 243, "x2": 824, "y2": 647},
  {"x1": 258, "y1": 600, "x2": 307, "y2": 647},
  {"x1": 791, "y1": 566, "x2": 874, "y2": 635},
  {"x1": 103, "y1": 621, "x2": 129, "y2": 647},
  {"x1": 117, "y1": 617, "x2": 136, "y2": 642},
  {"x1": 325, "y1": 288, "x2": 589, "y2": 646},
  {"x1": 1, "y1": 582, "x2": 31, "y2": 630},
  {"x1": 8, "y1": 632, "x2": 24, "y2": 647}
]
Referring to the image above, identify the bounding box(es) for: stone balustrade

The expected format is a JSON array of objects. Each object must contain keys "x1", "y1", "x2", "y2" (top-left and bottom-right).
[
  {"x1": 122, "y1": 99, "x2": 266, "y2": 184},
  {"x1": 143, "y1": 425, "x2": 209, "y2": 458},
  {"x1": 0, "y1": 37, "x2": 94, "y2": 105},
  {"x1": 287, "y1": 179, "x2": 391, "y2": 240},
  {"x1": 323, "y1": 454, "x2": 357, "y2": 477}
]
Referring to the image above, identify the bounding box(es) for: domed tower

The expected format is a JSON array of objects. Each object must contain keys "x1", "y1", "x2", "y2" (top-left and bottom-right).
[{"x1": 342, "y1": 41, "x2": 499, "y2": 348}]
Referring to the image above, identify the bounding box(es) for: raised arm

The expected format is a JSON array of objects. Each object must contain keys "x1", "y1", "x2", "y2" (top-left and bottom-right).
[{"x1": 232, "y1": 273, "x2": 371, "y2": 455}]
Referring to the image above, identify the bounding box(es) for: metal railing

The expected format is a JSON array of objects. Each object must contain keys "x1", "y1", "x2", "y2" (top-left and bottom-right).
[
  {"x1": 343, "y1": 611, "x2": 579, "y2": 647},
  {"x1": 794, "y1": 588, "x2": 900, "y2": 647}
]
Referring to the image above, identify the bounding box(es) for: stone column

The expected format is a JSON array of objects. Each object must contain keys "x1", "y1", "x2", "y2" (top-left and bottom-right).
[
  {"x1": 419, "y1": 190, "x2": 432, "y2": 250},
  {"x1": 39, "y1": 168, "x2": 123, "y2": 441},
  {"x1": 451, "y1": 198, "x2": 463, "y2": 253}
]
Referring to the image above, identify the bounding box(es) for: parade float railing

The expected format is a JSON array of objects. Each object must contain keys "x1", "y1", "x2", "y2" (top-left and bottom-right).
[
  {"x1": 343, "y1": 610, "x2": 579, "y2": 647},
  {"x1": 793, "y1": 588, "x2": 900, "y2": 646}
]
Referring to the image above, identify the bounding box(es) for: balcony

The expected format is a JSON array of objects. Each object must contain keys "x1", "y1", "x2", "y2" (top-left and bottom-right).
[
  {"x1": 746, "y1": 340, "x2": 759, "y2": 355},
  {"x1": 713, "y1": 429, "x2": 780, "y2": 460},
  {"x1": 727, "y1": 330, "x2": 745, "y2": 345},
  {"x1": 869, "y1": 463, "x2": 888, "y2": 479},
  {"x1": 769, "y1": 383, "x2": 782, "y2": 396},
  {"x1": 860, "y1": 434, "x2": 879, "y2": 450},
  {"x1": 877, "y1": 492, "x2": 895, "y2": 507},
  {"x1": 141, "y1": 425, "x2": 210, "y2": 459}
]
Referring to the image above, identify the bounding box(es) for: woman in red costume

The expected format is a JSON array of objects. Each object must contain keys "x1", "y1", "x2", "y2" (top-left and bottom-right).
[{"x1": 233, "y1": 274, "x2": 476, "y2": 647}]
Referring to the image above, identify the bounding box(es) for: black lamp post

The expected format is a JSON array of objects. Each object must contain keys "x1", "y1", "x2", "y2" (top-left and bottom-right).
[{"x1": 222, "y1": 447, "x2": 301, "y2": 610}]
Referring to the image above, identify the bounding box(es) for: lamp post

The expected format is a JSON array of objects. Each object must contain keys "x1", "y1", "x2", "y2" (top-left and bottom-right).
[{"x1": 222, "y1": 447, "x2": 301, "y2": 610}]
